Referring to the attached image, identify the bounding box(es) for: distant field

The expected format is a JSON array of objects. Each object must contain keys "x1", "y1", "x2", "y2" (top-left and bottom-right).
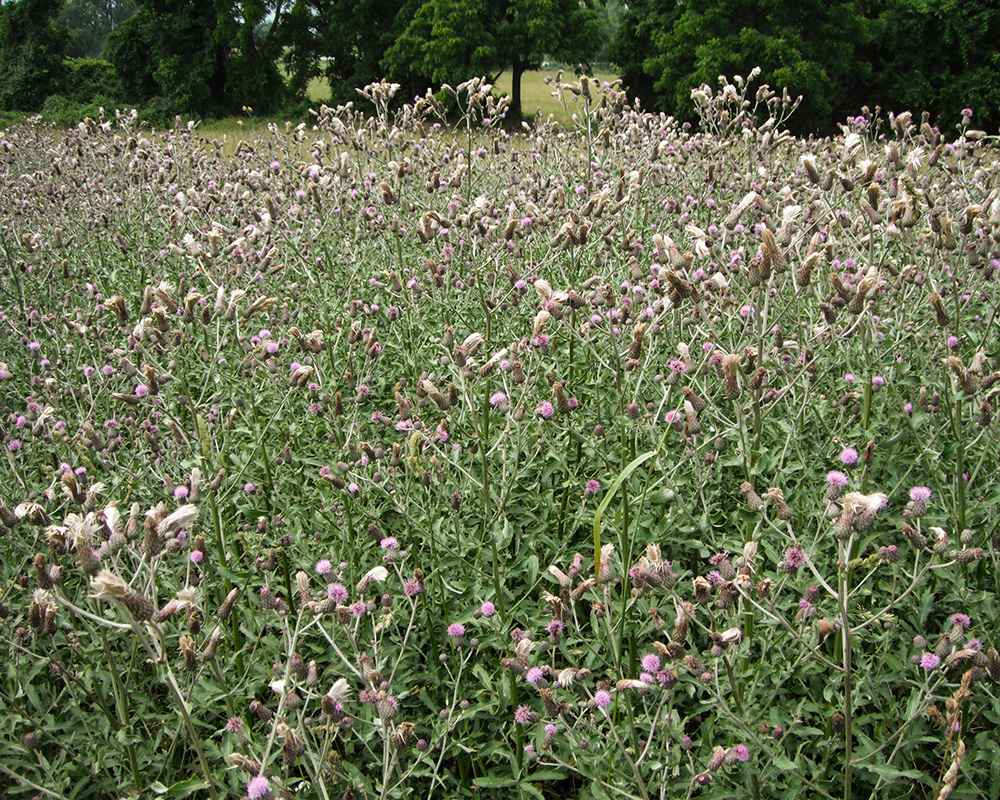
[
  {"x1": 307, "y1": 68, "x2": 619, "y2": 125},
  {"x1": 197, "y1": 68, "x2": 619, "y2": 150}
]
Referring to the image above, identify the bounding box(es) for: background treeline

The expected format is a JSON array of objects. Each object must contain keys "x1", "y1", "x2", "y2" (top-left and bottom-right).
[{"x1": 1, "y1": 0, "x2": 998, "y2": 133}]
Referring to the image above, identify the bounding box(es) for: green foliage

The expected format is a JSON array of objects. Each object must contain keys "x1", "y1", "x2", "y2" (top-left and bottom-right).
[
  {"x1": 382, "y1": 0, "x2": 605, "y2": 119},
  {"x1": 0, "y1": 0, "x2": 70, "y2": 112},
  {"x1": 865, "y1": 0, "x2": 1000, "y2": 132},
  {"x1": 64, "y1": 57, "x2": 116, "y2": 99},
  {"x1": 612, "y1": 0, "x2": 874, "y2": 134},
  {"x1": 612, "y1": 0, "x2": 1000, "y2": 134},
  {"x1": 57, "y1": 0, "x2": 136, "y2": 58},
  {"x1": 104, "y1": 0, "x2": 288, "y2": 118}
]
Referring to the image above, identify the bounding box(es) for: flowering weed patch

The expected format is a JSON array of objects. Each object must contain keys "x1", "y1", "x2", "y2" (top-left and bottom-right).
[{"x1": 1, "y1": 77, "x2": 999, "y2": 800}]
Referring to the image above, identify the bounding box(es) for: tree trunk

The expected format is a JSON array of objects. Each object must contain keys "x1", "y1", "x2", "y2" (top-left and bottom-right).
[{"x1": 511, "y1": 60, "x2": 525, "y2": 122}]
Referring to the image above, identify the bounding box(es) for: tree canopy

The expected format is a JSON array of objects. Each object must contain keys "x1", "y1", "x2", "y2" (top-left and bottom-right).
[
  {"x1": 3, "y1": 0, "x2": 999, "y2": 133},
  {"x1": 611, "y1": 0, "x2": 1000, "y2": 135},
  {"x1": 0, "y1": 0, "x2": 70, "y2": 111}
]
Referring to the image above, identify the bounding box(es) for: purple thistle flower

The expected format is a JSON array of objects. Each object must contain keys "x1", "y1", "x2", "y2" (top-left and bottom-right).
[
  {"x1": 247, "y1": 776, "x2": 273, "y2": 800},
  {"x1": 349, "y1": 601, "x2": 367, "y2": 618},
  {"x1": 909, "y1": 486, "x2": 932, "y2": 502},
  {"x1": 593, "y1": 690, "x2": 612, "y2": 708},
  {"x1": 920, "y1": 653, "x2": 941, "y2": 671},
  {"x1": 327, "y1": 583, "x2": 348, "y2": 602},
  {"x1": 447, "y1": 622, "x2": 466, "y2": 638},
  {"x1": 479, "y1": 601, "x2": 496, "y2": 617},
  {"x1": 826, "y1": 470, "x2": 849, "y2": 487},
  {"x1": 732, "y1": 744, "x2": 751, "y2": 762},
  {"x1": 584, "y1": 479, "x2": 601, "y2": 499},
  {"x1": 839, "y1": 447, "x2": 858, "y2": 466},
  {"x1": 535, "y1": 401, "x2": 555, "y2": 419}
]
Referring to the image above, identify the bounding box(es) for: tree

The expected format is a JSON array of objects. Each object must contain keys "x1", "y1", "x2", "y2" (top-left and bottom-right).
[
  {"x1": 865, "y1": 0, "x2": 1000, "y2": 132},
  {"x1": 611, "y1": 0, "x2": 876, "y2": 134},
  {"x1": 57, "y1": 0, "x2": 135, "y2": 58},
  {"x1": 0, "y1": 0, "x2": 70, "y2": 111},
  {"x1": 105, "y1": 0, "x2": 288, "y2": 117},
  {"x1": 382, "y1": 0, "x2": 605, "y2": 120}
]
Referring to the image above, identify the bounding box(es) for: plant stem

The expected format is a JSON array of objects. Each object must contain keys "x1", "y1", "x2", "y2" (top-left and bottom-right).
[{"x1": 838, "y1": 535, "x2": 854, "y2": 800}]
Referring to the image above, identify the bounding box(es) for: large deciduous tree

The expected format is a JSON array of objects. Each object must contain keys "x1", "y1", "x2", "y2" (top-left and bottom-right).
[
  {"x1": 57, "y1": 0, "x2": 135, "y2": 58},
  {"x1": 0, "y1": 0, "x2": 70, "y2": 111},
  {"x1": 865, "y1": 0, "x2": 1000, "y2": 133},
  {"x1": 382, "y1": 0, "x2": 605, "y2": 120},
  {"x1": 612, "y1": 0, "x2": 875, "y2": 134},
  {"x1": 105, "y1": 0, "x2": 287, "y2": 118}
]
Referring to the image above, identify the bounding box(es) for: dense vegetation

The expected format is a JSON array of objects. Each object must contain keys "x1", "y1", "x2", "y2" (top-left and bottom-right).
[
  {"x1": 1, "y1": 74, "x2": 999, "y2": 799},
  {"x1": 1, "y1": 0, "x2": 999, "y2": 134}
]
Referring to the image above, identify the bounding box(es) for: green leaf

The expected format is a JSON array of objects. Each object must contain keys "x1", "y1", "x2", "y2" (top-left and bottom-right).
[
  {"x1": 856, "y1": 763, "x2": 925, "y2": 782},
  {"x1": 148, "y1": 777, "x2": 210, "y2": 797},
  {"x1": 593, "y1": 450, "x2": 656, "y2": 576},
  {"x1": 527, "y1": 769, "x2": 567, "y2": 781},
  {"x1": 473, "y1": 776, "x2": 518, "y2": 788},
  {"x1": 773, "y1": 755, "x2": 798, "y2": 771}
]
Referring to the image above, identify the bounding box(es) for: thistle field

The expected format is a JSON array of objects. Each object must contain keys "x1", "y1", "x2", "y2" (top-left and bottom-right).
[{"x1": 1, "y1": 77, "x2": 999, "y2": 800}]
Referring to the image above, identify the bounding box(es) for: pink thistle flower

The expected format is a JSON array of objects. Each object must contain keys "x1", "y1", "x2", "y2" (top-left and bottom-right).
[
  {"x1": 584, "y1": 479, "x2": 601, "y2": 499},
  {"x1": 479, "y1": 601, "x2": 496, "y2": 617},
  {"x1": 732, "y1": 744, "x2": 750, "y2": 762},
  {"x1": 190, "y1": 550, "x2": 203, "y2": 564},
  {"x1": 593, "y1": 690, "x2": 612, "y2": 708},
  {"x1": 826, "y1": 471, "x2": 849, "y2": 487},
  {"x1": 247, "y1": 776, "x2": 273, "y2": 800},
  {"x1": 920, "y1": 653, "x2": 941, "y2": 670},
  {"x1": 783, "y1": 547, "x2": 807, "y2": 570},
  {"x1": 909, "y1": 486, "x2": 931, "y2": 502},
  {"x1": 535, "y1": 401, "x2": 555, "y2": 419},
  {"x1": 447, "y1": 622, "x2": 466, "y2": 638},
  {"x1": 525, "y1": 667, "x2": 544, "y2": 684},
  {"x1": 327, "y1": 583, "x2": 348, "y2": 602},
  {"x1": 349, "y1": 601, "x2": 367, "y2": 618},
  {"x1": 839, "y1": 448, "x2": 858, "y2": 466},
  {"x1": 315, "y1": 559, "x2": 332, "y2": 575}
]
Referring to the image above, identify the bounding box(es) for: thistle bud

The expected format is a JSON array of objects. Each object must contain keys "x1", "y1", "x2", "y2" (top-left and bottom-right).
[
  {"x1": 217, "y1": 587, "x2": 240, "y2": 619},
  {"x1": 34, "y1": 553, "x2": 54, "y2": 590},
  {"x1": 202, "y1": 625, "x2": 223, "y2": 662},
  {"x1": 179, "y1": 635, "x2": 198, "y2": 671},
  {"x1": 740, "y1": 482, "x2": 766, "y2": 513},
  {"x1": 722, "y1": 353, "x2": 741, "y2": 399},
  {"x1": 901, "y1": 523, "x2": 927, "y2": 548},
  {"x1": 930, "y1": 292, "x2": 950, "y2": 326},
  {"x1": 957, "y1": 548, "x2": 984, "y2": 565}
]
